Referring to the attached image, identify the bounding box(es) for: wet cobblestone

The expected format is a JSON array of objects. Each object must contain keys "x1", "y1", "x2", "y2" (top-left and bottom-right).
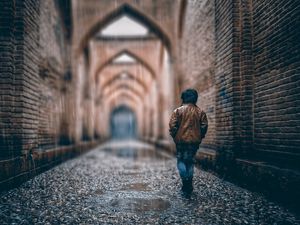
[{"x1": 0, "y1": 140, "x2": 299, "y2": 225}]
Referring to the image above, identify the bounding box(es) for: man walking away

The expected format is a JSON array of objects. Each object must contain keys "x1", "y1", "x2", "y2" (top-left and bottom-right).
[{"x1": 169, "y1": 89, "x2": 208, "y2": 198}]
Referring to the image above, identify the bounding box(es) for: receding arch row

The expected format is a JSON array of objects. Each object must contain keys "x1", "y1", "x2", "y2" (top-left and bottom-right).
[
  {"x1": 103, "y1": 89, "x2": 143, "y2": 103},
  {"x1": 95, "y1": 50, "x2": 156, "y2": 82},
  {"x1": 77, "y1": 3, "x2": 172, "y2": 58},
  {"x1": 97, "y1": 64, "x2": 154, "y2": 94},
  {"x1": 103, "y1": 83, "x2": 144, "y2": 102},
  {"x1": 104, "y1": 87, "x2": 144, "y2": 103},
  {"x1": 101, "y1": 71, "x2": 148, "y2": 92}
]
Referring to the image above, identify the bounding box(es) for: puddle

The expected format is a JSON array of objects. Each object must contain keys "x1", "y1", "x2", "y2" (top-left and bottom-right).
[
  {"x1": 103, "y1": 147, "x2": 169, "y2": 160},
  {"x1": 110, "y1": 198, "x2": 170, "y2": 213},
  {"x1": 120, "y1": 183, "x2": 151, "y2": 191}
]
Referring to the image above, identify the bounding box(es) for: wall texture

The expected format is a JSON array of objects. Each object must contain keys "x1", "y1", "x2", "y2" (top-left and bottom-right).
[
  {"x1": 38, "y1": 0, "x2": 68, "y2": 150},
  {"x1": 252, "y1": 0, "x2": 300, "y2": 167},
  {"x1": 0, "y1": 0, "x2": 41, "y2": 158},
  {"x1": 212, "y1": 0, "x2": 300, "y2": 207},
  {"x1": 0, "y1": 0, "x2": 98, "y2": 190},
  {"x1": 177, "y1": 0, "x2": 216, "y2": 149},
  {"x1": 0, "y1": 0, "x2": 17, "y2": 158}
]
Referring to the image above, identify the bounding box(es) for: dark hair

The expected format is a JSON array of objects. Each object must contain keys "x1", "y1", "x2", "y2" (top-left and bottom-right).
[{"x1": 181, "y1": 89, "x2": 198, "y2": 104}]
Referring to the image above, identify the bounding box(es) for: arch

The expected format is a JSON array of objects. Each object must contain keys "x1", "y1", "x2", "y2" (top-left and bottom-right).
[
  {"x1": 102, "y1": 79, "x2": 145, "y2": 96},
  {"x1": 111, "y1": 104, "x2": 136, "y2": 117},
  {"x1": 95, "y1": 50, "x2": 156, "y2": 82},
  {"x1": 101, "y1": 71, "x2": 148, "y2": 92},
  {"x1": 110, "y1": 105, "x2": 137, "y2": 139},
  {"x1": 106, "y1": 93, "x2": 140, "y2": 111},
  {"x1": 103, "y1": 83, "x2": 144, "y2": 101},
  {"x1": 106, "y1": 93, "x2": 141, "y2": 117},
  {"x1": 109, "y1": 99, "x2": 139, "y2": 116},
  {"x1": 77, "y1": 3, "x2": 172, "y2": 57},
  {"x1": 106, "y1": 89, "x2": 143, "y2": 103},
  {"x1": 97, "y1": 64, "x2": 154, "y2": 93}
]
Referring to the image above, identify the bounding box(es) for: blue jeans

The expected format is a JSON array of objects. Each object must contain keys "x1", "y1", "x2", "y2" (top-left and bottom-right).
[{"x1": 176, "y1": 144, "x2": 199, "y2": 181}]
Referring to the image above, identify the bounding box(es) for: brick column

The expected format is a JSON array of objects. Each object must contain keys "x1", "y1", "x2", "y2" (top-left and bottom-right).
[
  {"x1": 215, "y1": 0, "x2": 254, "y2": 164},
  {"x1": 0, "y1": 0, "x2": 16, "y2": 158},
  {"x1": 0, "y1": 0, "x2": 41, "y2": 158}
]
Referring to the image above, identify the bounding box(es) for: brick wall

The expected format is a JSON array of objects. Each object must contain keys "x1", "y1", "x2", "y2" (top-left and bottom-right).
[
  {"x1": 0, "y1": 0, "x2": 93, "y2": 189},
  {"x1": 214, "y1": 0, "x2": 300, "y2": 165},
  {"x1": 0, "y1": 0, "x2": 40, "y2": 158},
  {"x1": 252, "y1": 0, "x2": 300, "y2": 166},
  {"x1": 178, "y1": 0, "x2": 216, "y2": 149},
  {"x1": 38, "y1": 0, "x2": 69, "y2": 150},
  {"x1": 214, "y1": 0, "x2": 256, "y2": 159},
  {"x1": 212, "y1": 0, "x2": 300, "y2": 206},
  {"x1": 20, "y1": 0, "x2": 40, "y2": 154},
  {"x1": 0, "y1": 0, "x2": 70, "y2": 157},
  {"x1": 0, "y1": 0, "x2": 15, "y2": 158},
  {"x1": 215, "y1": 0, "x2": 236, "y2": 156}
]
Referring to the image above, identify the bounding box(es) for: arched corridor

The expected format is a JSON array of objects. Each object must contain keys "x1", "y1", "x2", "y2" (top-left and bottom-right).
[{"x1": 0, "y1": 0, "x2": 300, "y2": 223}]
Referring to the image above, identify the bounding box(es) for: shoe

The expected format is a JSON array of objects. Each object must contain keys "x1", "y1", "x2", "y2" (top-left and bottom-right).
[
  {"x1": 186, "y1": 179, "x2": 193, "y2": 194},
  {"x1": 180, "y1": 179, "x2": 193, "y2": 198},
  {"x1": 181, "y1": 189, "x2": 192, "y2": 199}
]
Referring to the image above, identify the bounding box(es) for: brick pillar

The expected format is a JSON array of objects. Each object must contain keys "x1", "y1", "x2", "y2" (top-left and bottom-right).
[
  {"x1": 0, "y1": 0, "x2": 16, "y2": 158},
  {"x1": 235, "y1": 0, "x2": 254, "y2": 158},
  {"x1": 17, "y1": 0, "x2": 40, "y2": 155},
  {"x1": 215, "y1": 0, "x2": 254, "y2": 165},
  {"x1": 0, "y1": 0, "x2": 41, "y2": 158}
]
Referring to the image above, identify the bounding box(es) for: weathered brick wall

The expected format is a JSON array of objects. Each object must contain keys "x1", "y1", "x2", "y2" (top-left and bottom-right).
[
  {"x1": 252, "y1": 0, "x2": 300, "y2": 166},
  {"x1": 0, "y1": 0, "x2": 41, "y2": 158},
  {"x1": 0, "y1": 0, "x2": 87, "y2": 189},
  {"x1": 38, "y1": 0, "x2": 69, "y2": 149},
  {"x1": 212, "y1": 0, "x2": 300, "y2": 206},
  {"x1": 21, "y1": 0, "x2": 40, "y2": 154},
  {"x1": 178, "y1": 0, "x2": 216, "y2": 148},
  {"x1": 235, "y1": 0, "x2": 254, "y2": 157},
  {"x1": 215, "y1": 0, "x2": 236, "y2": 156},
  {"x1": 0, "y1": 0, "x2": 70, "y2": 156},
  {"x1": 214, "y1": 0, "x2": 255, "y2": 159},
  {"x1": 0, "y1": 0, "x2": 16, "y2": 158},
  {"x1": 214, "y1": 0, "x2": 300, "y2": 164}
]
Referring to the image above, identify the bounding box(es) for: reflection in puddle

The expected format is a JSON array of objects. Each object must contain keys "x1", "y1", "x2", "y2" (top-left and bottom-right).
[
  {"x1": 88, "y1": 141, "x2": 172, "y2": 214},
  {"x1": 110, "y1": 198, "x2": 170, "y2": 213},
  {"x1": 103, "y1": 147, "x2": 169, "y2": 160}
]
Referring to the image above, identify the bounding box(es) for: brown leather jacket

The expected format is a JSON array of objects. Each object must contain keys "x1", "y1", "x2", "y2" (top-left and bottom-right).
[{"x1": 169, "y1": 104, "x2": 208, "y2": 144}]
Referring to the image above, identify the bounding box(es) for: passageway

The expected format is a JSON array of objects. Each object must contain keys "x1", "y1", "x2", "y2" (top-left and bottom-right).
[
  {"x1": 0, "y1": 141, "x2": 298, "y2": 224},
  {"x1": 1, "y1": 0, "x2": 300, "y2": 223}
]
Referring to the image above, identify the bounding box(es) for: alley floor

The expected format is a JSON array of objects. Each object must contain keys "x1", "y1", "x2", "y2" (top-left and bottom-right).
[{"x1": 0, "y1": 140, "x2": 299, "y2": 225}]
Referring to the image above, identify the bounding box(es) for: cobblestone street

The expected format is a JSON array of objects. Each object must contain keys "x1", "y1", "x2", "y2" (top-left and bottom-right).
[{"x1": 0, "y1": 141, "x2": 299, "y2": 225}]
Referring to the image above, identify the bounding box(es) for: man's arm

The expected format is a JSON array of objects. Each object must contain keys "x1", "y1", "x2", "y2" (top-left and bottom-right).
[
  {"x1": 169, "y1": 109, "x2": 179, "y2": 138},
  {"x1": 200, "y1": 111, "x2": 208, "y2": 138}
]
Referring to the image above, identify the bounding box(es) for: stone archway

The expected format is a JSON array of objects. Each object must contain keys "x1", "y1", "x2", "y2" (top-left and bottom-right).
[{"x1": 110, "y1": 105, "x2": 137, "y2": 139}]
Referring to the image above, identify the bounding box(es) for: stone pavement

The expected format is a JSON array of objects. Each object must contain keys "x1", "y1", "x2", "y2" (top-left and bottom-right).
[{"x1": 0, "y1": 140, "x2": 299, "y2": 225}]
